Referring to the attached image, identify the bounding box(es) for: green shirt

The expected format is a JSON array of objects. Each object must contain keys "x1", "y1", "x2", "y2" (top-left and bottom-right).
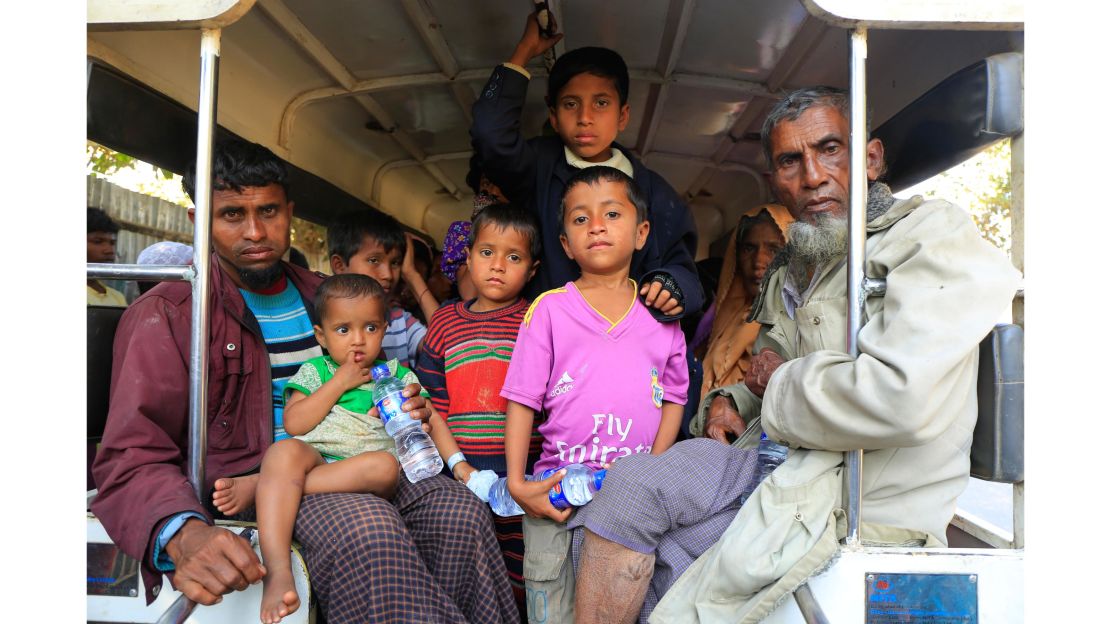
[{"x1": 284, "y1": 356, "x2": 428, "y2": 460}]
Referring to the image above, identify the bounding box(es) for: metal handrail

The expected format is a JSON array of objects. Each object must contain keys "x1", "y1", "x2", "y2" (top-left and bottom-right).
[
  {"x1": 844, "y1": 25, "x2": 869, "y2": 548},
  {"x1": 86, "y1": 26, "x2": 222, "y2": 624},
  {"x1": 154, "y1": 27, "x2": 222, "y2": 624},
  {"x1": 86, "y1": 263, "x2": 193, "y2": 283},
  {"x1": 793, "y1": 583, "x2": 831, "y2": 624}
]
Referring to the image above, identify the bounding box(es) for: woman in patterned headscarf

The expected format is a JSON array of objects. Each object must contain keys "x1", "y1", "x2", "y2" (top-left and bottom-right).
[{"x1": 698, "y1": 204, "x2": 793, "y2": 402}]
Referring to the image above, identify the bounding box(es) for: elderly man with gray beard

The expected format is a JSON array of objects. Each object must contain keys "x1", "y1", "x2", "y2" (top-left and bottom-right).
[{"x1": 568, "y1": 86, "x2": 1022, "y2": 624}]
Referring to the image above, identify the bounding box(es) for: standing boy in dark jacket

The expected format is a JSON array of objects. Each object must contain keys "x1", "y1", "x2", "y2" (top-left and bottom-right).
[{"x1": 470, "y1": 10, "x2": 702, "y2": 321}]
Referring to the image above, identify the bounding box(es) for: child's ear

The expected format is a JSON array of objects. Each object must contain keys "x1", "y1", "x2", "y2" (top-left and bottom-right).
[
  {"x1": 329, "y1": 254, "x2": 347, "y2": 275},
  {"x1": 527, "y1": 259, "x2": 540, "y2": 282},
  {"x1": 618, "y1": 102, "x2": 631, "y2": 132},
  {"x1": 313, "y1": 324, "x2": 326, "y2": 348},
  {"x1": 548, "y1": 107, "x2": 560, "y2": 134},
  {"x1": 634, "y1": 219, "x2": 651, "y2": 251},
  {"x1": 559, "y1": 233, "x2": 575, "y2": 260}
]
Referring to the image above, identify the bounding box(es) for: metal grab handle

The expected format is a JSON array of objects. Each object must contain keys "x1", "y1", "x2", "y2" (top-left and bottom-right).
[
  {"x1": 155, "y1": 595, "x2": 196, "y2": 624},
  {"x1": 154, "y1": 26, "x2": 223, "y2": 624},
  {"x1": 793, "y1": 583, "x2": 831, "y2": 624}
]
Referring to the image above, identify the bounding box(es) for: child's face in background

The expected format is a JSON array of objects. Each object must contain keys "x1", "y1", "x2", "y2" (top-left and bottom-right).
[
  {"x1": 332, "y1": 235, "x2": 403, "y2": 294},
  {"x1": 548, "y1": 73, "x2": 630, "y2": 163},
  {"x1": 314, "y1": 295, "x2": 387, "y2": 368},
  {"x1": 559, "y1": 179, "x2": 649, "y2": 276},
  {"x1": 466, "y1": 223, "x2": 537, "y2": 310}
]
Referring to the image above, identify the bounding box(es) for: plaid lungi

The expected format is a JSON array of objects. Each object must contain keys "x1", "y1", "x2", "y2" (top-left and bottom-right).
[
  {"x1": 294, "y1": 474, "x2": 518, "y2": 623},
  {"x1": 568, "y1": 438, "x2": 759, "y2": 623}
]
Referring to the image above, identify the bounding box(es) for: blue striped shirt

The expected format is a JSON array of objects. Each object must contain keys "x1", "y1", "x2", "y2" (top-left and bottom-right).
[
  {"x1": 240, "y1": 279, "x2": 321, "y2": 441},
  {"x1": 382, "y1": 306, "x2": 427, "y2": 369}
]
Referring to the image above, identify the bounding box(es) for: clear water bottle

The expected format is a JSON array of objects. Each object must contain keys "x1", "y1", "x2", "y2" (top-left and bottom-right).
[
  {"x1": 740, "y1": 433, "x2": 789, "y2": 505},
  {"x1": 544, "y1": 464, "x2": 607, "y2": 510},
  {"x1": 371, "y1": 364, "x2": 443, "y2": 483},
  {"x1": 488, "y1": 476, "x2": 526, "y2": 517}
]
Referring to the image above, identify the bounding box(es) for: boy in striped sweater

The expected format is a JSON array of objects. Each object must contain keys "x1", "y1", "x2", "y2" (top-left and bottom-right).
[{"x1": 416, "y1": 203, "x2": 543, "y2": 615}]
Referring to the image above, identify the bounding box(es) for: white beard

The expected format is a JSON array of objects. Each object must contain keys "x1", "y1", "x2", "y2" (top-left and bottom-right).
[{"x1": 786, "y1": 214, "x2": 848, "y2": 286}]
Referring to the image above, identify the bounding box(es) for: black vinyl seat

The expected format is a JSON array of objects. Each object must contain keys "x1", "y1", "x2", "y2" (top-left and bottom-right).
[
  {"x1": 971, "y1": 324, "x2": 1024, "y2": 484},
  {"x1": 88, "y1": 305, "x2": 125, "y2": 489}
]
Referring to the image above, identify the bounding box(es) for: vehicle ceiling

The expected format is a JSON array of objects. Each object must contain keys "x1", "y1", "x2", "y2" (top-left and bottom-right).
[{"x1": 86, "y1": 0, "x2": 1023, "y2": 258}]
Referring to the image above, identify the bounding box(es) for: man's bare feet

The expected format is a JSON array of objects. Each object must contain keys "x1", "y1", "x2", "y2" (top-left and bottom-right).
[
  {"x1": 212, "y1": 474, "x2": 259, "y2": 516},
  {"x1": 260, "y1": 568, "x2": 300, "y2": 624}
]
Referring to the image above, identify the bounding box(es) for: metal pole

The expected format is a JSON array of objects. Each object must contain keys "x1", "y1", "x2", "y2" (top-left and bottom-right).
[
  {"x1": 188, "y1": 27, "x2": 220, "y2": 505},
  {"x1": 85, "y1": 263, "x2": 193, "y2": 283},
  {"x1": 844, "y1": 25, "x2": 868, "y2": 548},
  {"x1": 793, "y1": 583, "x2": 831, "y2": 624},
  {"x1": 156, "y1": 27, "x2": 221, "y2": 624}
]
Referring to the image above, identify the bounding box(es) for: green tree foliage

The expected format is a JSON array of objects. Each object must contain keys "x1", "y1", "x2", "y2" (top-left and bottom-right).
[
  {"x1": 87, "y1": 141, "x2": 174, "y2": 180},
  {"x1": 908, "y1": 139, "x2": 1012, "y2": 255}
]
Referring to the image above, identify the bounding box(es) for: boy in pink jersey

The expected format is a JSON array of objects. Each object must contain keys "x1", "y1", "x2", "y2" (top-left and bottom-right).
[{"x1": 501, "y1": 166, "x2": 688, "y2": 623}]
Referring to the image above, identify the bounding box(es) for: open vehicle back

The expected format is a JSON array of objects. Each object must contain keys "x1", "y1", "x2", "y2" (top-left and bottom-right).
[{"x1": 86, "y1": 1, "x2": 1024, "y2": 621}]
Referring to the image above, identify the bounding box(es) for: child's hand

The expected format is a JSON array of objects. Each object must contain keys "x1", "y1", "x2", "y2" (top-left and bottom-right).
[
  {"x1": 452, "y1": 461, "x2": 478, "y2": 484},
  {"x1": 640, "y1": 281, "x2": 684, "y2": 316},
  {"x1": 508, "y1": 469, "x2": 572, "y2": 523},
  {"x1": 334, "y1": 351, "x2": 372, "y2": 391},
  {"x1": 509, "y1": 9, "x2": 563, "y2": 67},
  {"x1": 401, "y1": 233, "x2": 423, "y2": 284}
]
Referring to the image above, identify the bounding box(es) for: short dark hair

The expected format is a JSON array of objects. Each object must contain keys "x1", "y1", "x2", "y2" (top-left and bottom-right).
[
  {"x1": 314, "y1": 273, "x2": 387, "y2": 323},
  {"x1": 327, "y1": 210, "x2": 406, "y2": 264},
  {"x1": 559, "y1": 166, "x2": 647, "y2": 234},
  {"x1": 87, "y1": 206, "x2": 119, "y2": 235},
  {"x1": 469, "y1": 202, "x2": 541, "y2": 261},
  {"x1": 182, "y1": 139, "x2": 289, "y2": 204},
  {"x1": 546, "y1": 47, "x2": 630, "y2": 108}
]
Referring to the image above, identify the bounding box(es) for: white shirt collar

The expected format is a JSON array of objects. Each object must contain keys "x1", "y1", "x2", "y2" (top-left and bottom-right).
[{"x1": 564, "y1": 146, "x2": 635, "y2": 178}]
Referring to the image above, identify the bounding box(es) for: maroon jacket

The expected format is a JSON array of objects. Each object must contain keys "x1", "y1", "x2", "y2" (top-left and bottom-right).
[{"x1": 90, "y1": 257, "x2": 324, "y2": 601}]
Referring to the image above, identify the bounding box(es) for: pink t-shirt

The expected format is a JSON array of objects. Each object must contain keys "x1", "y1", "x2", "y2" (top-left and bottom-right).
[{"x1": 501, "y1": 282, "x2": 689, "y2": 474}]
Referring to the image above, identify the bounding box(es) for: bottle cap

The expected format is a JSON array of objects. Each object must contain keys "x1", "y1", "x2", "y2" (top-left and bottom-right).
[{"x1": 371, "y1": 364, "x2": 390, "y2": 381}]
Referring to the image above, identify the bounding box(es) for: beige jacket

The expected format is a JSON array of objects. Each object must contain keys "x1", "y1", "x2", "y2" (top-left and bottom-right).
[{"x1": 657, "y1": 195, "x2": 1022, "y2": 623}]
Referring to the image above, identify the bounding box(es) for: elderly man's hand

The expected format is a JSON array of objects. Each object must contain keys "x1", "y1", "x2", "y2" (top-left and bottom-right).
[
  {"x1": 745, "y1": 349, "x2": 786, "y2": 398},
  {"x1": 368, "y1": 383, "x2": 433, "y2": 432},
  {"x1": 164, "y1": 519, "x2": 265, "y2": 605},
  {"x1": 704, "y1": 395, "x2": 746, "y2": 444}
]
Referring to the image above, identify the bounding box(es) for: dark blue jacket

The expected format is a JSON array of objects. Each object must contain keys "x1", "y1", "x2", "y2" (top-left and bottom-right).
[{"x1": 470, "y1": 65, "x2": 703, "y2": 320}]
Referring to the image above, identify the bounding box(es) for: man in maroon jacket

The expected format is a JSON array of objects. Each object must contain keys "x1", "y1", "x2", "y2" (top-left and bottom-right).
[{"x1": 90, "y1": 139, "x2": 517, "y2": 623}]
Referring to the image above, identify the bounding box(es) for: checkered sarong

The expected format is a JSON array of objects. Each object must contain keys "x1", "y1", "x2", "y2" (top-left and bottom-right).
[
  {"x1": 568, "y1": 438, "x2": 759, "y2": 622},
  {"x1": 294, "y1": 474, "x2": 518, "y2": 623}
]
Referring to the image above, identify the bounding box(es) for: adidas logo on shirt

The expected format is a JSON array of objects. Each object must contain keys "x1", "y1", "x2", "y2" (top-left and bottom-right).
[{"x1": 551, "y1": 371, "x2": 575, "y2": 397}]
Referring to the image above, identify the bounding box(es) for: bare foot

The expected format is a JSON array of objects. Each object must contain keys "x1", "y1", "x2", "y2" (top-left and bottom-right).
[
  {"x1": 260, "y1": 567, "x2": 300, "y2": 624},
  {"x1": 212, "y1": 474, "x2": 259, "y2": 516}
]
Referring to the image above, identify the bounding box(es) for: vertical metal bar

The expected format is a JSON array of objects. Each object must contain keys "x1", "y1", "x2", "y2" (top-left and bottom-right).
[
  {"x1": 1012, "y1": 481, "x2": 1024, "y2": 549},
  {"x1": 793, "y1": 583, "x2": 831, "y2": 624},
  {"x1": 844, "y1": 26, "x2": 868, "y2": 548},
  {"x1": 156, "y1": 28, "x2": 221, "y2": 624},
  {"x1": 187, "y1": 28, "x2": 221, "y2": 503}
]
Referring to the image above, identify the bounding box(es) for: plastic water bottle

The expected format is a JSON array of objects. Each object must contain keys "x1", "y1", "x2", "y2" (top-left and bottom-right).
[
  {"x1": 488, "y1": 476, "x2": 527, "y2": 517},
  {"x1": 545, "y1": 464, "x2": 607, "y2": 510},
  {"x1": 740, "y1": 433, "x2": 789, "y2": 504},
  {"x1": 371, "y1": 364, "x2": 443, "y2": 483}
]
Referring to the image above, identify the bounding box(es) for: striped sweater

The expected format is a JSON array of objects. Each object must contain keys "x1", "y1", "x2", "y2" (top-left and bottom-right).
[
  {"x1": 415, "y1": 298, "x2": 541, "y2": 473},
  {"x1": 239, "y1": 278, "x2": 322, "y2": 441}
]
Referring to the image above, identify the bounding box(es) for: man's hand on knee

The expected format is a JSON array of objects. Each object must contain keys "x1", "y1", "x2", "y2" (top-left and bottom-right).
[{"x1": 164, "y1": 519, "x2": 265, "y2": 605}]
